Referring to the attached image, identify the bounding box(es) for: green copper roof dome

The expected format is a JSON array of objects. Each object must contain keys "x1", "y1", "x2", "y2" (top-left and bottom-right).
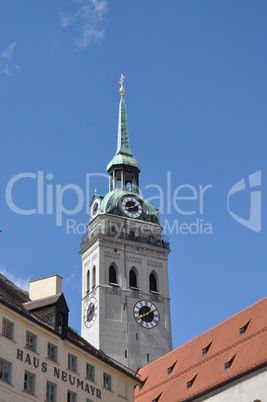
[{"x1": 99, "y1": 189, "x2": 160, "y2": 225}]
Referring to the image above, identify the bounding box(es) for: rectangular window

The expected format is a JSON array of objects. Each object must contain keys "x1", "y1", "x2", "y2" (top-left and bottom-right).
[
  {"x1": 48, "y1": 343, "x2": 58, "y2": 362},
  {"x1": 24, "y1": 370, "x2": 35, "y2": 395},
  {"x1": 103, "y1": 372, "x2": 111, "y2": 390},
  {"x1": 225, "y1": 362, "x2": 230, "y2": 371},
  {"x1": 68, "y1": 353, "x2": 77, "y2": 372},
  {"x1": 67, "y1": 390, "x2": 77, "y2": 402},
  {"x1": 0, "y1": 358, "x2": 12, "y2": 384},
  {"x1": 26, "y1": 331, "x2": 37, "y2": 352},
  {"x1": 46, "y1": 380, "x2": 57, "y2": 402},
  {"x1": 2, "y1": 318, "x2": 14, "y2": 340},
  {"x1": 86, "y1": 363, "x2": 95, "y2": 381},
  {"x1": 239, "y1": 327, "x2": 245, "y2": 336},
  {"x1": 58, "y1": 313, "x2": 64, "y2": 334},
  {"x1": 187, "y1": 381, "x2": 192, "y2": 390}
]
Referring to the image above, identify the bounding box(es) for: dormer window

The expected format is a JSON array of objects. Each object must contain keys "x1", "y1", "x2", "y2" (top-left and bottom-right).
[
  {"x1": 202, "y1": 341, "x2": 212, "y2": 356},
  {"x1": 139, "y1": 377, "x2": 147, "y2": 391},
  {"x1": 152, "y1": 393, "x2": 162, "y2": 402},
  {"x1": 240, "y1": 320, "x2": 250, "y2": 337},
  {"x1": 187, "y1": 374, "x2": 197, "y2": 390},
  {"x1": 225, "y1": 355, "x2": 236, "y2": 372},
  {"x1": 58, "y1": 313, "x2": 64, "y2": 334},
  {"x1": 167, "y1": 361, "x2": 176, "y2": 375}
]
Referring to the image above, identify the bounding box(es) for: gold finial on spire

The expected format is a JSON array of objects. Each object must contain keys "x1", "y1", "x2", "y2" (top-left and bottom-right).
[{"x1": 119, "y1": 74, "x2": 125, "y2": 96}]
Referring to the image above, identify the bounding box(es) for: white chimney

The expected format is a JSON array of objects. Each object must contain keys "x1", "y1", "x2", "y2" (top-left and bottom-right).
[{"x1": 29, "y1": 274, "x2": 62, "y2": 301}]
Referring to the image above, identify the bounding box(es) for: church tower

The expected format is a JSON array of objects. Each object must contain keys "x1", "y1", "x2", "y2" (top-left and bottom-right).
[{"x1": 80, "y1": 76, "x2": 172, "y2": 371}]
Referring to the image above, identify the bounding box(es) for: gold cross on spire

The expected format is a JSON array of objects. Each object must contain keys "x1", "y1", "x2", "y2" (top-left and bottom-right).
[{"x1": 119, "y1": 74, "x2": 125, "y2": 96}]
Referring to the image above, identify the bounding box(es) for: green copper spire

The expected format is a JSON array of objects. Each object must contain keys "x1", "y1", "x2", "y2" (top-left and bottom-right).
[
  {"x1": 116, "y1": 95, "x2": 132, "y2": 157},
  {"x1": 90, "y1": 75, "x2": 160, "y2": 223},
  {"x1": 107, "y1": 75, "x2": 141, "y2": 174}
]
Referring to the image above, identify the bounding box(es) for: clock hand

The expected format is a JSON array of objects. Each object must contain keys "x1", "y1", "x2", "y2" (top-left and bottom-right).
[
  {"x1": 125, "y1": 203, "x2": 138, "y2": 210},
  {"x1": 87, "y1": 305, "x2": 94, "y2": 318},
  {"x1": 137, "y1": 308, "x2": 155, "y2": 319}
]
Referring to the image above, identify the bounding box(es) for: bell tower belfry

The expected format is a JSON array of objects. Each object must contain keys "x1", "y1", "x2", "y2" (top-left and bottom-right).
[{"x1": 80, "y1": 76, "x2": 172, "y2": 371}]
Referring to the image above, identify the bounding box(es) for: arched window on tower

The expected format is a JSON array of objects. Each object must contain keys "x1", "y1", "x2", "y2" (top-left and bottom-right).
[
  {"x1": 92, "y1": 266, "x2": 96, "y2": 289},
  {"x1": 149, "y1": 271, "x2": 158, "y2": 293},
  {"x1": 87, "y1": 270, "x2": 90, "y2": 293},
  {"x1": 109, "y1": 264, "x2": 118, "y2": 285},
  {"x1": 129, "y1": 268, "x2": 138, "y2": 289}
]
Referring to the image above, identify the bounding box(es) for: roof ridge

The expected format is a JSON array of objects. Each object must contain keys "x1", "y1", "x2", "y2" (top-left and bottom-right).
[
  {"x1": 24, "y1": 293, "x2": 62, "y2": 305},
  {"x1": 179, "y1": 296, "x2": 267, "y2": 348},
  {"x1": 0, "y1": 273, "x2": 29, "y2": 298}
]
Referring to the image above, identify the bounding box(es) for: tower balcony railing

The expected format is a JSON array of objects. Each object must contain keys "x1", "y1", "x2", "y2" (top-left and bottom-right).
[{"x1": 80, "y1": 228, "x2": 170, "y2": 251}]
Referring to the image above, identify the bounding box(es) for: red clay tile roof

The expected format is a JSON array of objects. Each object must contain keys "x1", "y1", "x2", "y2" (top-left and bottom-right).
[{"x1": 135, "y1": 297, "x2": 267, "y2": 402}]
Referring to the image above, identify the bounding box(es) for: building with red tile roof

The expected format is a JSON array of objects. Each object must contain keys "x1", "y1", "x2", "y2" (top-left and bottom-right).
[{"x1": 135, "y1": 296, "x2": 267, "y2": 402}]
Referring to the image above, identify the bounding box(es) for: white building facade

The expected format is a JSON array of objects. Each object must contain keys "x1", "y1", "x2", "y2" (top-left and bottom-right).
[{"x1": 0, "y1": 274, "x2": 140, "y2": 402}]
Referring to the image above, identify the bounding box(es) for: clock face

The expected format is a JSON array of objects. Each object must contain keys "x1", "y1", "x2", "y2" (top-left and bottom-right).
[
  {"x1": 133, "y1": 300, "x2": 160, "y2": 329},
  {"x1": 84, "y1": 297, "x2": 97, "y2": 328},
  {"x1": 121, "y1": 197, "x2": 142, "y2": 218},
  {"x1": 91, "y1": 199, "x2": 100, "y2": 220}
]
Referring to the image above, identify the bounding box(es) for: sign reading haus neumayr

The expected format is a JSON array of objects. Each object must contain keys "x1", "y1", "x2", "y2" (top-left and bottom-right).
[{"x1": 17, "y1": 349, "x2": 102, "y2": 399}]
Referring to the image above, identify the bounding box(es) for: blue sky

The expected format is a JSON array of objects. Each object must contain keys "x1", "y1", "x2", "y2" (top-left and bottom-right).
[{"x1": 0, "y1": 0, "x2": 266, "y2": 349}]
